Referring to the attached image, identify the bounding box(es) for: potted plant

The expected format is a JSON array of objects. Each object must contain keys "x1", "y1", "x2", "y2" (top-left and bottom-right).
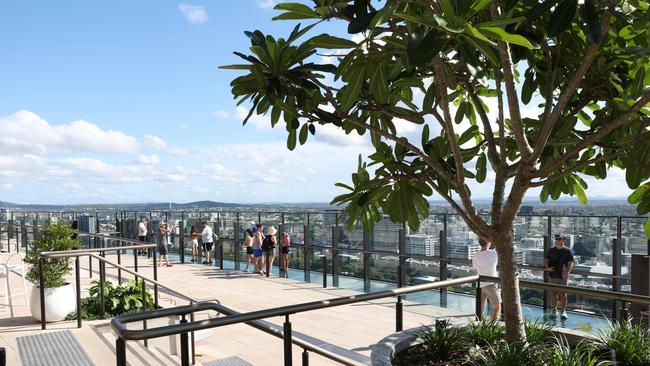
[{"x1": 23, "y1": 220, "x2": 80, "y2": 322}]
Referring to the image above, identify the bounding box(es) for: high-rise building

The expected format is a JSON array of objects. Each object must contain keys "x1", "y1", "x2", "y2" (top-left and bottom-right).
[{"x1": 405, "y1": 234, "x2": 435, "y2": 256}]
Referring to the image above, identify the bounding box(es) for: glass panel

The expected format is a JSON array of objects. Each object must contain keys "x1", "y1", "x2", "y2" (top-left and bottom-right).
[
  {"x1": 404, "y1": 256, "x2": 440, "y2": 285},
  {"x1": 369, "y1": 253, "x2": 398, "y2": 283},
  {"x1": 620, "y1": 216, "x2": 648, "y2": 293},
  {"x1": 408, "y1": 214, "x2": 445, "y2": 258},
  {"x1": 338, "y1": 249, "x2": 363, "y2": 279}
]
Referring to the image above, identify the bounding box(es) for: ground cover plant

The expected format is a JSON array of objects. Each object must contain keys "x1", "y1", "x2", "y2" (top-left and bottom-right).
[{"x1": 65, "y1": 279, "x2": 154, "y2": 320}]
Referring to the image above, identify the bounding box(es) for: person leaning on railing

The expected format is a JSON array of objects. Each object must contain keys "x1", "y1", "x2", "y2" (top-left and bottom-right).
[
  {"x1": 472, "y1": 238, "x2": 501, "y2": 319},
  {"x1": 545, "y1": 233, "x2": 575, "y2": 320}
]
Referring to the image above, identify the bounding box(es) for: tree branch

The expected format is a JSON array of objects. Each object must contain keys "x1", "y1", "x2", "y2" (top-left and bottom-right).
[
  {"x1": 491, "y1": 4, "x2": 532, "y2": 158},
  {"x1": 536, "y1": 92, "x2": 650, "y2": 178},
  {"x1": 531, "y1": 13, "x2": 610, "y2": 163},
  {"x1": 529, "y1": 149, "x2": 627, "y2": 187}
]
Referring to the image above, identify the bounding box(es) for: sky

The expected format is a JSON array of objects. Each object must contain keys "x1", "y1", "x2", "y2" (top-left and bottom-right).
[{"x1": 0, "y1": 1, "x2": 632, "y2": 205}]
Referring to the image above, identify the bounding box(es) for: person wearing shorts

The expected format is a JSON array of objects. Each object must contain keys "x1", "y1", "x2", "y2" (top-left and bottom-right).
[
  {"x1": 190, "y1": 225, "x2": 200, "y2": 263},
  {"x1": 201, "y1": 221, "x2": 214, "y2": 265},
  {"x1": 280, "y1": 232, "x2": 290, "y2": 271},
  {"x1": 244, "y1": 228, "x2": 254, "y2": 272},
  {"x1": 252, "y1": 224, "x2": 264, "y2": 274},
  {"x1": 157, "y1": 221, "x2": 172, "y2": 267},
  {"x1": 137, "y1": 218, "x2": 148, "y2": 256},
  {"x1": 472, "y1": 238, "x2": 501, "y2": 319},
  {"x1": 545, "y1": 233, "x2": 574, "y2": 319}
]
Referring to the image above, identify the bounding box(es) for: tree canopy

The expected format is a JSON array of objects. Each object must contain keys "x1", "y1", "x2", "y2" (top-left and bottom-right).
[{"x1": 223, "y1": 0, "x2": 650, "y2": 341}]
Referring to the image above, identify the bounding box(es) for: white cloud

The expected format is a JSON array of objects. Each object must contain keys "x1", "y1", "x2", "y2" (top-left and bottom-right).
[
  {"x1": 235, "y1": 106, "x2": 272, "y2": 130},
  {"x1": 138, "y1": 154, "x2": 160, "y2": 164},
  {"x1": 143, "y1": 134, "x2": 190, "y2": 156},
  {"x1": 179, "y1": 123, "x2": 188, "y2": 131},
  {"x1": 178, "y1": 3, "x2": 208, "y2": 24},
  {"x1": 213, "y1": 110, "x2": 230, "y2": 118},
  {"x1": 166, "y1": 174, "x2": 187, "y2": 182},
  {"x1": 312, "y1": 123, "x2": 367, "y2": 146},
  {"x1": 296, "y1": 176, "x2": 307, "y2": 182},
  {"x1": 0, "y1": 111, "x2": 139, "y2": 155},
  {"x1": 258, "y1": 0, "x2": 277, "y2": 9},
  {"x1": 203, "y1": 163, "x2": 236, "y2": 180}
]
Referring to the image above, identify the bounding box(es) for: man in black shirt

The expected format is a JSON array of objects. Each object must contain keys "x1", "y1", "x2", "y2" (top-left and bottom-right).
[{"x1": 545, "y1": 233, "x2": 574, "y2": 319}]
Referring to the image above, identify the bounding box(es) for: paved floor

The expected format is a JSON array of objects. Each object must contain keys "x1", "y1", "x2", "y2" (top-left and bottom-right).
[{"x1": 0, "y1": 246, "x2": 470, "y2": 365}]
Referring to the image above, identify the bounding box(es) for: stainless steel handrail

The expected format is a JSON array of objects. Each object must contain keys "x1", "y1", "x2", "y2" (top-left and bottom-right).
[{"x1": 111, "y1": 275, "x2": 479, "y2": 340}]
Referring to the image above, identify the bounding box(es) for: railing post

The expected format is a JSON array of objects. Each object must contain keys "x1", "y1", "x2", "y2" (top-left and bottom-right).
[
  {"x1": 279, "y1": 223, "x2": 285, "y2": 272},
  {"x1": 613, "y1": 219, "x2": 622, "y2": 320},
  {"x1": 180, "y1": 316, "x2": 190, "y2": 366},
  {"x1": 302, "y1": 349, "x2": 309, "y2": 366},
  {"x1": 179, "y1": 220, "x2": 185, "y2": 264},
  {"x1": 475, "y1": 277, "x2": 482, "y2": 320},
  {"x1": 363, "y1": 227, "x2": 370, "y2": 292},
  {"x1": 543, "y1": 234, "x2": 551, "y2": 312},
  {"x1": 117, "y1": 244, "x2": 122, "y2": 284},
  {"x1": 39, "y1": 257, "x2": 46, "y2": 329},
  {"x1": 303, "y1": 224, "x2": 310, "y2": 283},
  {"x1": 219, "y1": 240, "x2": 224, "y2": 269},
  {"x1": 439, "y1": 228, "x2": 447, "y2": 307},
  {"x1": 116, "y1": 338, "x2": 126, "y2": 366},
  {"x1": 99, "y1": 257, "x2": 106, "y2": 316},
  {"x1": 396, "y1": 295, "x2": 403, "y2": 332},
  {"x1": 398, "y1": 227, "x2": 406, "y2": 285},
  {"x1": 284, "y1": 315, "x2": 293, "y2": 366},
  {"x1": 331, "y1": 226, "x2": 339, "y2": 287},
  {"x1": 142, "y1": 279, "x2": 148, "y2": 348},
  {"x1": 133, "y1": 248, "x2": 139, "y2": 283},
  {"x1": 153, "y1": 246, "x2": 158, "y2": 309},
  {"x1": 76, "y1": 257, "x2": 81, "y2": 328},
  {"x1": 234, "y1": 222, "x2": 241, "y2": 271},
  {"x1": 321, "y1": 255, "x2": 327, "y2": 288}
]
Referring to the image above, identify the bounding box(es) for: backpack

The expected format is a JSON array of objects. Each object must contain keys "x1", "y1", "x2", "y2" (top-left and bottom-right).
[{"x1": 262, "y1": 234, "x2": 274, "y2": 251}]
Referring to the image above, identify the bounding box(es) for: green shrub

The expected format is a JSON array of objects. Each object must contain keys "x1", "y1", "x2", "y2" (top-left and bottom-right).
[
  {"x1": 549, "y1": 336, "x2": 612, "y2": 366},
  {"x1": 596, "y1": 320, "x2": 650, "y2": 366},
  {"x1": 467, "y1": 318, "x2": 504, "y2": 348},
  {"x1": 415, "y1": 320, "x2": 471, "y2": 365},
  {"x1": 66, "y1": 280, "x2": 154, "y2": 320},
  {"x1": 23, "y1": 221, "x2": 80, "y2": 288}
]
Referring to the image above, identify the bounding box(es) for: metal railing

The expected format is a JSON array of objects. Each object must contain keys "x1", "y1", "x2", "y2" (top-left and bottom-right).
[{"x1": 112, "y1": 272, "x2": 650, "y2": 366}]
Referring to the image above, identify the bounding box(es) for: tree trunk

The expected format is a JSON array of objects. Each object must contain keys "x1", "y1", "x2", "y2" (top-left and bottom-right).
[{"x1": 495, "y1": 228, "x2": 526, "y2": 342}]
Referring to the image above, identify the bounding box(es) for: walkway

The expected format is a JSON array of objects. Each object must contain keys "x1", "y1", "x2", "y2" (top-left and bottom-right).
[{"x1": 0, "y1": 248, "x2": 469, "y2": 365}]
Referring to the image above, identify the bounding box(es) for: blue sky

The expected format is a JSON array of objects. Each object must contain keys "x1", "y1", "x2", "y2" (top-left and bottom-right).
[{"x1": 0, "y1": 1, "x2": 631, "y2": 204}]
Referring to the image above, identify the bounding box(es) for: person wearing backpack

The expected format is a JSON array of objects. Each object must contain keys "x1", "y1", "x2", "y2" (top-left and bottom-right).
[{"x1": 262, "y1": 226, "x2": 277, "y2": 274}]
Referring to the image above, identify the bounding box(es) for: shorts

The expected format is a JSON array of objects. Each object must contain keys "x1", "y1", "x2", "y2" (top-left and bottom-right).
[
  {"x1": 246, "y1": 246, "x2": 254, "y2": 255},
  {"x1": 481, "y1": 284, "x2": 501, "y2": 306},
  {"x1": 191, "y1": 239, "x2": 198, "y2": 248},
  {"x1": 253, "y1": 249, "x2": 263, "y2": 257},
  {"x1": 158, "y1": 244, "x2": 168, "y2": 256},
  {"x1": 263, "y1": 248, "x2": 275, "y2": 256},
  {"x1": 281, "y1": 246, "x2": 289, "y2": 254},
  {"x1": 138, "y1": 236, "x2": 147, "y2": 242},
  {"x1": 202, "y1": 242, "x2": 213, "y2": 252}
]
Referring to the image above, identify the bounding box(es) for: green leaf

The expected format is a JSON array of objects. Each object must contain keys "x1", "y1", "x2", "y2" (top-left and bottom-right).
[
  {"x1": 478, "y1": 26, "x2": 539, "y2": 49},
  {"x1": 644, "y1": 217, "x2": 650, "y2": 238},
  {"x1": 299, "y1": 123, "x2": 309, "y2": 145},
  {"x1": 370, "y1": 63, "x2": 389, "y2": 104},
  {"x1": 582, "y1": 0, "x2": 602, "y2": 43},
  {"x1": 340, "y1": 63, "x2": 366, "y2": 111},
  {"x1": 548, "y1": 0, "x2": 578, "y2": 37},
  {"x1": 407, "y1": 28, "x2": 446, "y2": 67},
  {"x1": 626, "y1": 145, "x2": 650, "y2": 189},
  {"x1": 629, "y1": 183, "x2": 650, "y2": 204},
  {"x1": 273, "y1": 3, "x2": 320, "y2": 20},
  {"x1": 287, "y1": 129, "x2": 297, "y2": 151},
  {"x1": 310, "y1": 34, "x2": 358, "y2": 49},
  {"x1": 574, "y1": 182, "x2": 588, "y2": 204},
  {"x1": 476, "y1": 154, "x2": 487, "y2": 183},
  {"x1": 527, "y1": 0, "x2": 559, "y2": 20}
]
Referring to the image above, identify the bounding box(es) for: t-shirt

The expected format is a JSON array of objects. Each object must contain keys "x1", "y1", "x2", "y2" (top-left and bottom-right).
[
  {"x1": 201, "y1": 226, "x2": 213, "y2": 243},
  {"x1": 546, "y1": 246, "x2": 574, "y2": 278},
  {"x1": 138, "y1": 222, "x2": 147, "y2": 236},
  {"x1": 472, "y1": 250, "x2": 498, "y2": 287}
]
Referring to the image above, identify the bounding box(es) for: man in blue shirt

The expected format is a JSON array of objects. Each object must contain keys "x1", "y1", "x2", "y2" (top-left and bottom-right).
[{"x1": 545, "y1": 233, "x2": 574, "y2": 319}]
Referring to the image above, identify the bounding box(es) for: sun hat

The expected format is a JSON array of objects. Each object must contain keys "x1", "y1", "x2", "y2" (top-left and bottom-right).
[
  {"x1": 159, "y1": 221, "x2": 166, "y2": 227},
  {"x1": 554, "y1": 233, "x2": 566, "y2": 240},
  {"x1": 268, "y1": 226, "x2": 277, "y2": 236}
]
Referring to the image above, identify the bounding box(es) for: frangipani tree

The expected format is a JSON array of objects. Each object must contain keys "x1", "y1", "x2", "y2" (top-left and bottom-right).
[{"x1": 223, "y1": 0, "x2": 650, "y2": 341}]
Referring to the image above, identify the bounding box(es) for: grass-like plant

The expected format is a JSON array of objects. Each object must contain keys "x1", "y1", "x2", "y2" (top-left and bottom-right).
[
  {"x1": 476, "y1": 341, "x2": 547, "y2": 366},
  {"x1": 467, "y1": 318, "x2": 504, "y2": 348},
  {"x1": 23, "y1": 220, "x2": 80, "y2": 288},
  {"x1": 416, "y1": 320, "x2": 471, "y2": 364},
  {"x1": 595, "y1": 319, "x2": 650, "y2": 366},
  {"x1": 525, "y1": 320, "x2": 555, "y2": 346},
  {"x1": 549, "y1": 336, "x2": 612, "y2": 366}
]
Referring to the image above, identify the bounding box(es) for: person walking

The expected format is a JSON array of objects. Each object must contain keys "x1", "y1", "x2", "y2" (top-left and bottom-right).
[
  {"x1": 190, "y1": 225, "x2": 200, "y2": 263},
  {"x1": 472, "y1": 238, "x2": 501, "y2": 319},
  {"x1": 252, "y1": 224, "x2": 265, "y2": 274},
  {"x1": 244, "y1": 228, "x2": 254, "y2": 272},
  {"x1": 201, "y1": 221, "x2": 214, "y2": 265},
  {"x1": 157, "y1": 221, "x2": 172, "y2": 267},
  {"x1": 280, "y1": 232, "x2": 291, "y2": 271},
  {"x1": 545, "y1": 233, "x2": 574, "y2": 320},
  {"x1": 263, "y1": 226, "x2": 278, "y2": 274}
]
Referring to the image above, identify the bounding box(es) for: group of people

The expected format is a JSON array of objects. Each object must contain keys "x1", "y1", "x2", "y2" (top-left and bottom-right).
[
  {"x1": 243, "y1": 223, "x2": 291, "y2": 275},
  {"x1": 473, "y1": 232, "x2": 574, "y2": 320}
]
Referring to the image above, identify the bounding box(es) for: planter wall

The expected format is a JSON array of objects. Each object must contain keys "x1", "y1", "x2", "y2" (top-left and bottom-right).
[{"x1": 29, "y1": 283, "x2": 76, "y2": 322}]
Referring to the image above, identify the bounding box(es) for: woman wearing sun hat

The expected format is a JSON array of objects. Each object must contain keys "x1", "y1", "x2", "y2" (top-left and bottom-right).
[{"x1": 263, "y1": 226, "x2": 278, "y2": 274}]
